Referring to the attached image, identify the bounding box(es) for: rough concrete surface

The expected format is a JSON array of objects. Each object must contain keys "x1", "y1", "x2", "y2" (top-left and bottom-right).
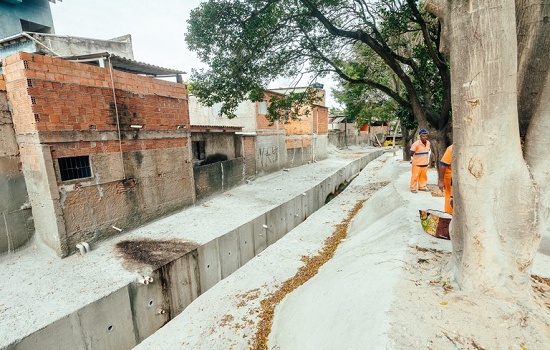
[
  {"x1": 0, "y1": 144, "x2": 380, "y2": 348},
  {"x1": 3, "y1": 146, "x2": 549, "y2": 349},
  {"x1": 136, "y1": 151, "x2": 550, "y2": 350}
]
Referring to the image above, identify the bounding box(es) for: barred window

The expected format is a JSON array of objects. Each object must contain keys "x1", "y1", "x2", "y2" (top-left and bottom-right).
[{"x1": 58, "y1": 156, "x2": 92, "y2": 181}]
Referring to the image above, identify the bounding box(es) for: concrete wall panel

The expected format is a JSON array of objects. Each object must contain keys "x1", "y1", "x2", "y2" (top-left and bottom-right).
[
  {"x1": 188, "y1": 96, "x2": 257, "y2": 132},
  {"x1": 194, "y1": 158, "x2": 244, "y2": 201},
  {"x1": 0, "y1": 209, "x2": 33, "y2": 252},
  {"x1": 251, "y1": 214, "x2": 267, "y2": 255},
  {"x1": 256, "y1": 135, "x2": 285, "y2": 175},
  {"x1": 197, "y1": 239, "x2": 221, "y2": 293},
  {"x1": 77, "y1": 286, "x2": 136, "y2": 350},
  {"x1": 266, "y1": 205, "x2": 286, "y2": 245},
  {"x1": 319, "y1": 179, "x2": 330, "y2": 205},
  {"x1": 294, "y1": 194, "x2": 305, "y2": 227},
  {"x1": 221, "y1": 157, "x2": 244, "y2": 192},
  {"x1": 0, "y1": 125, "x2": 18, "y2": 157},
  {"x1": 218, "y1": 229, "x2": 241, "y2": 279},
  {"x1": 160, "y1": 251, "x2": 200, "y2": 317},
  {"x1": 13, "y1": 314, "x2": 85, "y2": 350},
  {"x1": 304, "y1": 186, "x2": 318, "y2": 218},
  {"x1": 281, "y1": 200, "x2": 297, "y2": 234},
  {"x1": 129, "y1": 272, "x2": 168, "y2": 343},
  {"x1": 237, "y1": 222, "x2": 255, "y2": 266}
]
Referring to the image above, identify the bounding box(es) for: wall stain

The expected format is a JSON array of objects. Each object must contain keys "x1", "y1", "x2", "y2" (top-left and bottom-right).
[{"x1": 115, "y1": 238, "x2": 199, "y2": 270}]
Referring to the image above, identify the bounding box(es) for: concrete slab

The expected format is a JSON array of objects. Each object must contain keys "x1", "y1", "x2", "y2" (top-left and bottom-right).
[
  {"x1": 237, "y1": 222, "x2": 255, "y2": 265},
  {"x1": 197, "y1": 238, "x2": 221, "y2": 293},
  {"x1": 251, "y1": 214, "x2": 267, "y2": 255},
  {"x1": 77, "y1": 286, "x2": 136, "y2": 350},
  {"x1": 219, "y1": 229, "x2": 241, "y2": 279}
]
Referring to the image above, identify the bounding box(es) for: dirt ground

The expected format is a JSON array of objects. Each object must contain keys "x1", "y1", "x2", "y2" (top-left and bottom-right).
[{"x1": 389, "y1": 246, "x2": 550, "y2": 350}]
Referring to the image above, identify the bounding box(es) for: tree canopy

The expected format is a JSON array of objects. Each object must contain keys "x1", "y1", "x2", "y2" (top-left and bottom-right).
[{"x1": 186, "y1": 0, "x2": 451, "y2": 153}]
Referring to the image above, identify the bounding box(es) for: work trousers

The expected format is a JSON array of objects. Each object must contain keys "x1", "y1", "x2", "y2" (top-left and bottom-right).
[
  {"x1": 444, "y1": 176, "x2": 453, "y2": 215},
  {"x1": 410, "y1": 165, "x2": 428, "y2": 191}
]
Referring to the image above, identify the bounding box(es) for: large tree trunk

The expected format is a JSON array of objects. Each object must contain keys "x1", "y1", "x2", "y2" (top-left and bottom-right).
[
  {"x1": 428, "y1": 0, "x2": 539, "y2": 300},
  {"x1": 426, "y1": 128, "x2": 447, "y2": 168},
  {"x1": 518, "y1": 0, "x2": 550, "y2": 254}
]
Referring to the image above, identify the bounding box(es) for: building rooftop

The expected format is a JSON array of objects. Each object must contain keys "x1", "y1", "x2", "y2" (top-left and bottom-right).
[{"x1": 63, "y1": 52, "x2": 186, "y2": 77}]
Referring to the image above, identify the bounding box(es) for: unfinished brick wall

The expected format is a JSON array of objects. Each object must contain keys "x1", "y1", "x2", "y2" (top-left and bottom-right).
[
  {"x1": 3, "y1": 52, "x2": 189, "y2": 134},
  {"x1": 3, "y1": 52, "x2": 194, "y2": 257},
  {"x1": 255, "y1": 91, "x2": 281, "y2": 131},
  {"x1": 314, "y1": 106, "x2": 329, "y2": 134}
]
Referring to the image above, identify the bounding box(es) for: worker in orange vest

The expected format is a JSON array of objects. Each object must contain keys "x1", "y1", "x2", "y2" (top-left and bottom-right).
[{"x1": 409, "y1": 129, "x2": 431, "y2": 193}]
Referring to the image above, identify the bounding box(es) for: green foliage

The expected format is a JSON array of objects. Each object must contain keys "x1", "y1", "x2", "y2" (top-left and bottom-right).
[
  {"x1": 396, "y1": 105, "x2": 418, "y2": 130},
  {"x1": 186, "y1": 0, "x2": 450, "y2": 134},
  {"x1": 265, "y1": 88, "x2": 322, "y2": 125},
  {"x1": 332, "y1": 0, "x2": 447, "y2": 133},
  {"x1": 186, "y1": 81, "x2": 196, "y2": 94}
]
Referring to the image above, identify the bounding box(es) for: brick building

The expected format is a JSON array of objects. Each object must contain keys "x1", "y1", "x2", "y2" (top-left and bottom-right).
[{"x1": 2, "y1": 52, "x2": 196, "y2": 257}]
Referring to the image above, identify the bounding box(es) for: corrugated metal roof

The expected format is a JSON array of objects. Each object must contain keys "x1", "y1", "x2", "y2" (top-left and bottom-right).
[
  {"x1": 190, "y1": 125, "x2": 243, "y2": 132},
  {"x1": 63, "y1": 52, "x2": 186, "y2": 76}
]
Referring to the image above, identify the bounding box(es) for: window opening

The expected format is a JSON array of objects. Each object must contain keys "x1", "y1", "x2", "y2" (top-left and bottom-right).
[
  {"x1": 20, "y1": 19, "x2": 52, "y2": 34},
  {"x1": 192, "y1": 141, "x2": 206, "y2": 161},
  {"x1": 259, "y1": 100, "x2": 268, "y2": 115},
  {"x1": 58, "y1": 156, "x2": 92, "y2": 181}
]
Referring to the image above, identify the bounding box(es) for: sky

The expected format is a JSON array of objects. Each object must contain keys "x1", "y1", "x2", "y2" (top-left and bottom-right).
[{"x1": 49, "y1": 0, "x2": 340, "y2": 108}]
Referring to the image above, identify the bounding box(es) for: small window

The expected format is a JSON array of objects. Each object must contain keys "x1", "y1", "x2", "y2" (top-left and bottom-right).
[
  {"x1": 192, "y1": 141, "x2": 206, "y2": 161},
  {"x1": 58, "y1": 156, "x2": 92, "y2": 181},
  {"x1": 259, "y1": 100, "x2": 268, "y2": 114}
]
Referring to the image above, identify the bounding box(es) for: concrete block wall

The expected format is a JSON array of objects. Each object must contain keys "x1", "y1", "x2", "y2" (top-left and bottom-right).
[
  {"x1": 193, "y1": 157, "x2": 245, "y2": 201},
  {"x1": 2, "y1": 52, "x2": 194, "y2": 257},
  {"x1": 256, "y1": 133, "x2": 286, "y2": 175},
  {"x1": 285, "y1": 136, "x2": 314, "y2": 167}
]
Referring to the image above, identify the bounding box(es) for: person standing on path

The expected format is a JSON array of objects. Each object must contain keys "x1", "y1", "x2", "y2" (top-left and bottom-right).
[
  {"x1": 409, "y1": 129, "x2": 431, "y2": 193},
  {"x1": 438, "y1": 144, "x2": 453, "y2": 214}
]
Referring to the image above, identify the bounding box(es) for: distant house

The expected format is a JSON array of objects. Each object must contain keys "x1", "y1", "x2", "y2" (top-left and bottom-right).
[
  {"x1": 1, "y1": 52, "x2": 193, "y2": 257},
  {"x1": 189, "y1": 87, "x2": 329, "y2": 175}
]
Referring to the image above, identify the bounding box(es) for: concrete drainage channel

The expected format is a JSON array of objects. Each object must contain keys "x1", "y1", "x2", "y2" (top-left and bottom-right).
[{"x1": 8, "y1": 151, "x2": 383, "y2": 350}]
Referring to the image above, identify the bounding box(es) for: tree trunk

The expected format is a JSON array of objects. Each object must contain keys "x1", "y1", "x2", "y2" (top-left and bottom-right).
[
  {"x1": 426, "y1": 128, "x2": 446, "y2": 169},
  {"x1": 518, "y1": 0, "x2": 550, "y2": 253},
  {"x1": 402, "y1": 127, "x2": 412, "y2": 161},
  {"x1": 430, "y1": 0, "x2": 539, "y2": 300}
]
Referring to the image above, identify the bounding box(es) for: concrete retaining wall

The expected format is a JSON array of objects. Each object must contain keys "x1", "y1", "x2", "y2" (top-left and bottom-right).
[
  {"x1": 193, "y1": 157, "x2": 245, "y2": 201},
  {"x1": 7, "y1": 150, "x2": 382, "y2": 350}
]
